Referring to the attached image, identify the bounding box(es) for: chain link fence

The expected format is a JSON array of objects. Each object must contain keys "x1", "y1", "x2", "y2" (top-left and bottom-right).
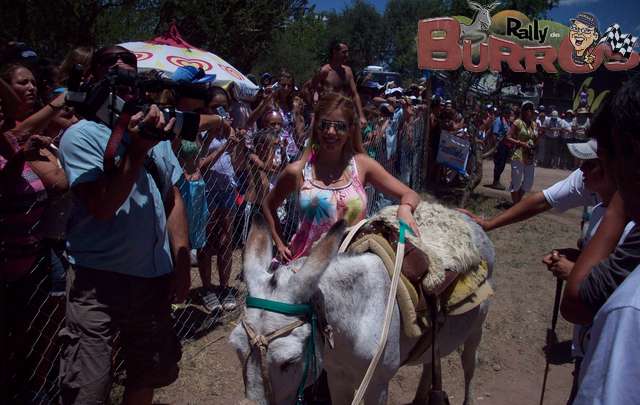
[{"x1": 3, "y1": 107, "x2": 429, "y2": 404}]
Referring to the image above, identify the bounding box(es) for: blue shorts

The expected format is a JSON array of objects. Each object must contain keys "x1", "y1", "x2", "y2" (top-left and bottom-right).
[{"x1": 178, "y1": 178, "x2": 209, "y2": 249}]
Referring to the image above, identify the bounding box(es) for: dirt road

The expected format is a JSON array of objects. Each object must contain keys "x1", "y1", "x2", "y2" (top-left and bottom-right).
[{"x1": 155, "y1": 163, "x2": 581, "y2": 405}]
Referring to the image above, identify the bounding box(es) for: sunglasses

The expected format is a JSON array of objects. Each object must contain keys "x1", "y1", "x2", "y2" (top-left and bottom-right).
[
  {"x1": 570, "y1": 25, "x2": 595, "y2": 35},
  {"x1": 99, "y1": 52, "x2": 137, "y2": 68},
  {"x1": 319, "y1": 119, "x2": 349, "y2": 133}
]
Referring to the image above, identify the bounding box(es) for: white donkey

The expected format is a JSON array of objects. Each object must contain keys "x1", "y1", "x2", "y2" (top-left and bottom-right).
[
  {"x1": 230, "y1": 215, "x2": 495, "y2": 405},
  {"x1": 460, "y1": 1, "x2": 500, "y2": 42}
]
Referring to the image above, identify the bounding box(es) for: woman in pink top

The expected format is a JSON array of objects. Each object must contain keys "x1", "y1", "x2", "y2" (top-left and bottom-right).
[{"x1": 263, "y1": 92, "x2": 420, "y2": 262}]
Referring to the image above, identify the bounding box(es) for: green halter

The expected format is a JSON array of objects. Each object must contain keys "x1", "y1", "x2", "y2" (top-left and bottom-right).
[{"x1": 245, "y1": 296, "x2": 318, "y2": 404}]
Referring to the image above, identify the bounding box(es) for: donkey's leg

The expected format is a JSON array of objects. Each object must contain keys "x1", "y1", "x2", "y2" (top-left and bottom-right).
[
  {"x1": 326, "y1": 370, "x2": 359, "y2": 405},
  {"x1": 363, "y1": 382, "x2": 390, "y2": 405},
  {"x1": 411, "y1": 358, "x2": 433, "y2": 405},
  {"x1": 327, "y1": 370, "x2": 391, "y2": 405},
  {"x1": 460, "y1": 309, "x2": 486, "y2": 405}
]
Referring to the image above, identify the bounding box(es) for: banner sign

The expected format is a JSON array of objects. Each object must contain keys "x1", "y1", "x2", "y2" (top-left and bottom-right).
[
  {"x1": 437, "y1": 130, "x2": 471, "y2": 176},
  {"x1": 418, "y1": 2, "x2": 639, "y2": 74}
]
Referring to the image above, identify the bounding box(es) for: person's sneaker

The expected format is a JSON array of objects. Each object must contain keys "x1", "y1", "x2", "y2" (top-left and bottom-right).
[
  {"x1": 221, "y1": 289, "x2": 237, "y2": 311},
  {"x1": 200, "y1": 288, "x2": 222, "y2": 313}
]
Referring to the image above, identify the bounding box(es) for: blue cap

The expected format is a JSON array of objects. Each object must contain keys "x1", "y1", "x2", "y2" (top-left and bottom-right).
[
  {"x1": 364, "y1": 80, "x2": 383, "y2": 90},
  {"x1": 171, "y1": 66, "x2": 216, "y2": 84},
  {"x1": 570, "y1": 12, "x2": 599, "y2": 31}
]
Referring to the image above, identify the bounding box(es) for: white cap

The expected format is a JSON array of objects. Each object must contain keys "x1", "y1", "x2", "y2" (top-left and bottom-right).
[
  {"x1": 384, "y1": 87, "x2": 403, "y2": 96},
  {"x1": 567, "y1": 138, "x2": 598, "y2": 160}
]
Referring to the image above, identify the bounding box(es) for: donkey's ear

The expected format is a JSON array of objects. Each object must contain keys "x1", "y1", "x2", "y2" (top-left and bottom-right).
[
  {"x1": 244, "y1": 215, "x2": 274, "y2": 295},
  {"x1": 467, "y1": 1, "x2": 481, "y2": 10},
  {"x1": 293, "y1": 220, "x2": 347, "y2": 300}
]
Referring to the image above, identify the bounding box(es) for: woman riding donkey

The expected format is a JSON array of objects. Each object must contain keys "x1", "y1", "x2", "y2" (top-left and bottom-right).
[
  {"x1": 235, "y1": 92, "x2": 494, "y2": 405},
  {"x1": 262, "y1": 91, "x2": 421, "y2": 264}
]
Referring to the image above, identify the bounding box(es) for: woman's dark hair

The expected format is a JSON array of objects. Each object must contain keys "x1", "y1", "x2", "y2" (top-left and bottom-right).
[
  {"x1": 59, "y1": 46, "x2": 94, "y2": 86},
  {"x1": 258, "y1": 109, "x2": 282, "y2": 130},
  {"x1": 0, "y1": 62, "x2": 33, "y2": 84},
  {"x1": 611, "y1": 74, "x2": 640, "y2": 143},
  {"x1": 208, "y1": 86, "x2": 230, "y2": 107},
  {"x1": 252, "y1": 127, "x2": 278, "y2": 151},
  {"x1": 608, "y1": 73, "x2": 640, "y2": 186}
]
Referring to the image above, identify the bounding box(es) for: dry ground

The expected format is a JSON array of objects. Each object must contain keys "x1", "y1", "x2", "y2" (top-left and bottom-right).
[{"x1": 153, "y1": 163, "x2": 581, "y2": 405}]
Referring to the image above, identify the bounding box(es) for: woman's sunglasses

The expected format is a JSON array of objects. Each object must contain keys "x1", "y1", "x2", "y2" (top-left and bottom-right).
[
  {"x1": 319, "y1": 119, "x2": 349, "y2": 133},
  {"x1": 98, "y1": 52, "x2": 137, "y2": 68}
]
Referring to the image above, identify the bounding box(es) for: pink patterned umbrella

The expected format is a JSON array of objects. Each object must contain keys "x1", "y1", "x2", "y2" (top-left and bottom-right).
[{"x1": 120, "y1": 25, "x2": 258, "y2": 100}]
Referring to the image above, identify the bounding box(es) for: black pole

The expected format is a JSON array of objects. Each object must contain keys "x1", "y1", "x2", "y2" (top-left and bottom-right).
[{"x1": 539, "y1": 278, "x2": 564, "y2": 405}]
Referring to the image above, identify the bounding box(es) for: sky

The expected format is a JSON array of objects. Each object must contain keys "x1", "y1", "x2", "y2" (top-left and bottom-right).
[{"x1": 310, "y1": 0, "x2": 640, "y2": 37}]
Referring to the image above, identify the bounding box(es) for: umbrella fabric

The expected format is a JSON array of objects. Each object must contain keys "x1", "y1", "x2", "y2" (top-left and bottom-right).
[{"x1": 119, "y1": 27, "x2": 258, "y2": 100}]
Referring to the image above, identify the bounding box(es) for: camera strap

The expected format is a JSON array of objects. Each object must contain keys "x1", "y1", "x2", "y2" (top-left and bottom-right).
[
  {"x1": 102, "y1": 109, "x2": 169, "y2": 204},
  {"x1": 103, "y1": 110, "x2": 132, "y2": 173}
]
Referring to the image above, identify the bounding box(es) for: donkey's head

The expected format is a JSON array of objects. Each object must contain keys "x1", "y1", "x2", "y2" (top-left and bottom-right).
[
  {"x1": 229, "y1": 218, "x2": 345, "y2": 405},
  {"x1": 468, "y1": 1, "x2": 500, "y2": 32}
]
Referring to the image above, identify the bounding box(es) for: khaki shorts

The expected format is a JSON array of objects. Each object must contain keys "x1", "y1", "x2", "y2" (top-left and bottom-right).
[{"x1": 59, "y1": 266, "x2": 181, "y2": 404}]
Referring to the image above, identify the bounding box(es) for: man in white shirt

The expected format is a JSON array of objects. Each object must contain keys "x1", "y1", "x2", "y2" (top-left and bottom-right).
[{"x1": 462, "y1": 165, "x2": 596, "y2": 232}]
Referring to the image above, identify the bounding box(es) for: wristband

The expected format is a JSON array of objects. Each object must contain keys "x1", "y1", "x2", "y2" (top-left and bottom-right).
[
  {"x1": 400, "y1": 201, "x2": 416, "y2": 212},
  {"x1": 47, "y1": 102, "x2": 64, "y2": 111}
]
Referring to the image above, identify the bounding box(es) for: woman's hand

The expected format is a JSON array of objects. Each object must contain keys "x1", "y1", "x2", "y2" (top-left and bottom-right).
[
  {"x1": 276, "y1": 241, "x2": 293, "y2": 263},
  {"x1": 397, "y1": 204, "x2": 420, "y2": 237},
  {"x1": 21, "y1": 134, "x2": 53, "y2": 161}
]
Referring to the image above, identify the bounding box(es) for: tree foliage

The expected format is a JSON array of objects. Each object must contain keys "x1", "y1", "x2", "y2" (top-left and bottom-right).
[
  {"x1": 0, "y1": 0, "x2": 159, "y2": 60},
  {"x1": 1, "y1": 0, "x2": 558, "y2": 82},
  {"x1": 159, "y1": 0, "x2": 308, "y2": 72}
]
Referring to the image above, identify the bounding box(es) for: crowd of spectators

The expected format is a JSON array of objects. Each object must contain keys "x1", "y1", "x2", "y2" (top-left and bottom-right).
[
  {"x1": 0, "y1": 39, "x2": 427, "y2": 404},
  {"x1": 3, "y1": 35, "x2": 637, "y2": 405}
]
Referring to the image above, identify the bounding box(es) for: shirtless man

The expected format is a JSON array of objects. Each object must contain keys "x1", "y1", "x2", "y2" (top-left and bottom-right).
[{"x1": 311, "y1": 41, "x2": 367, "y2": 127}]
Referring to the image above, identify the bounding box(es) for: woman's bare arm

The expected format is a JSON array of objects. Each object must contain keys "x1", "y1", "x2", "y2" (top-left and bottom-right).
[{"x1": 262, "y1": 162, "x2": 302, "y2": 261}]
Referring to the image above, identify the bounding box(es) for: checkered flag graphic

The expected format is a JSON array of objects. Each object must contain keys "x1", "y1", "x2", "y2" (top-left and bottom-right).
[{"x1": 599, "y1": 24, "x2": 639, "y2": 58}]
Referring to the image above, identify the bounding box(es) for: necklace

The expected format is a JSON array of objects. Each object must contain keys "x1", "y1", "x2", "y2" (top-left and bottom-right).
[{"x1": 314, "y1": 160, "x2": 349, "y2": 185}]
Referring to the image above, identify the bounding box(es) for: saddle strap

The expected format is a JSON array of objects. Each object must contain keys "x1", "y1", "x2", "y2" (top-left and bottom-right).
[
  {"x1": 350, "y1": 221, "x2": 410, "y2": 405},
  {"x1": 339, "y1": 218, "x2": 369, "y2": 253}
]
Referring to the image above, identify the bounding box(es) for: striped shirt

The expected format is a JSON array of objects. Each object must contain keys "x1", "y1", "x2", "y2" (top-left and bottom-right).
[{"x1": 0, "y1": 155, "x2": 48, "y2": 281}]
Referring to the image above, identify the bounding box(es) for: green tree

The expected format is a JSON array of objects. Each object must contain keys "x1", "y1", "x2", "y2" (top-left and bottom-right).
[
  {"x1": 252, "y1": 12, "x2": 329, "y2": 82},
  {"x1": 323, "y1": 0, "x2": 387, "y2": 73},
  {"x1": 383, "y1": 0, "x2": 446, "y2": 80},
  {"x1": 0, "y1": 0, "x2": 158, "y2": 60},
  {"x1": 158, "y1": 0, "x2": 308, "y2": 73}
]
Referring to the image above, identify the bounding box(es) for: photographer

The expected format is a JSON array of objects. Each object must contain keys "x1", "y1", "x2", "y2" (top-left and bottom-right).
[{"x1": 57, "y1": 46, "x2": 189, "y2": 405}]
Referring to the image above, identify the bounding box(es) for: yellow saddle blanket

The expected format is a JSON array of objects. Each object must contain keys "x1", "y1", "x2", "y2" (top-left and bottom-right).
[{"x1": 345, "y1": 233, "x2": 493, "y2": 339}]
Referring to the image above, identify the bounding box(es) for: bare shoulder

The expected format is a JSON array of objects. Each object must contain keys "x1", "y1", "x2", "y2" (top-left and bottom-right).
[
  {"x1": 344, "y1": 65, "x2": 354, "y2": 77},
  {"x1": 353, "y1": 152, "x2": 380, "y2": 173}
]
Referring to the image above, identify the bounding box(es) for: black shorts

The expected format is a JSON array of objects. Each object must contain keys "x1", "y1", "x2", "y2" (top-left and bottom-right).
[{"x1": 59, "y1": 266, "x2": 181, "y2": 404}]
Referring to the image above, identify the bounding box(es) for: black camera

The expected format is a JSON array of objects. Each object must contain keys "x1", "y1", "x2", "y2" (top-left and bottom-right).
[{"x1": 65, "y1": 66, "x2": 199, "y2": 142}]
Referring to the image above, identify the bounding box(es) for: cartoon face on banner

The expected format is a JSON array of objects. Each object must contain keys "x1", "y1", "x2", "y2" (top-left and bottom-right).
[
  {"x1": 417, "y1": 5, "x2": 639, "y2": 73},
  {"x1": 166, "y1": 55, "x2": 213, "y2": 72}
]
